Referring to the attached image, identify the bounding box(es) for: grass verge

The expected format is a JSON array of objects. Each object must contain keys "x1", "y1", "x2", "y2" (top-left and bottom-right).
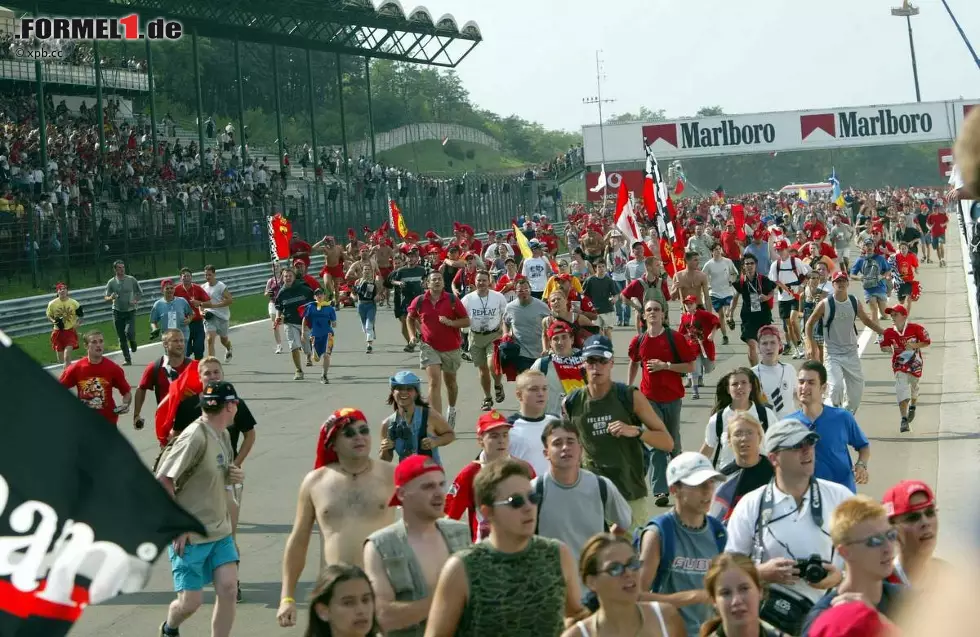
[{"x1": 17, "y1": 292, "x2": 272, "y2": 366}]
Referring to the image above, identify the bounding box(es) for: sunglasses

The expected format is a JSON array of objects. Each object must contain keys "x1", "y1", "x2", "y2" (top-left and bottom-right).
[
  {"x1": 392, "y1": 385, "x2": 416, "y2": 392},
  {"x1": 341, "y1": 425, "x2": 371, "y2": 438},
  {"x1": 847, "y1": 528, "x2": 899, "y2": 548},
  {"x1": 599, "y1": 557, "x2": 643, "y2": 577},
  {"x1": 898, "y1": 507, "x2": 937, "y2": 524},
  {"x1": 584, "y1": 357, "x2": 611, "y2": 366},
  {"x1": 785, "y1": 438, "x2": 816, "y2": 451},
  {"x1": 492, "y1": 490, "x2": 542, "y2": 509}
]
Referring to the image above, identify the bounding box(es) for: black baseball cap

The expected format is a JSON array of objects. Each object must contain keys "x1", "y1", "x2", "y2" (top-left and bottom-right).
[{"x1": 200, "y1": 381, "x2": 239, "y2": 408}]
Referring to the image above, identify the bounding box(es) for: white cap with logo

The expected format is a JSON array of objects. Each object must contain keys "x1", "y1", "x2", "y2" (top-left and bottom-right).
[{"x1": 666, "y1": 452, "x2": 724, "y2": 488}]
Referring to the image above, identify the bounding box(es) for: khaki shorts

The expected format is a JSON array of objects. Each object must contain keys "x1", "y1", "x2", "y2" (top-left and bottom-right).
[
  {"x1": 285, "y1": 323, "x2": 310, "y2": 354},
  {"x1": 419, "y1": 342, "x2": 463, "y2": 374},
  {"x1": 627, "y1": 496, "x2": 658, "y2": 533},
  {"x1": 895, "y1": 371, "x2": 920, "y2": 404},
  {"x1": 469, "y1": 328, "x2": 501, "y2": 368},
  {"x1": 598, "y1": 312, "x2": 616, "y2": 330},
  {"x1": 204, "y1": 315, "x2": 230, "y2": 337}
]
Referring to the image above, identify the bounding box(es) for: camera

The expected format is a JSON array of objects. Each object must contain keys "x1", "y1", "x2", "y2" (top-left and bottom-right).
[
  {"x1": 203, "y1": 310, "x2": 215, "y2": 321},
  {"x1": 54, "y1": 317, "x2": 65, "y2": 330},
  {"x1": 795, "y1": 554, "x2": 828, "y2": 584}
]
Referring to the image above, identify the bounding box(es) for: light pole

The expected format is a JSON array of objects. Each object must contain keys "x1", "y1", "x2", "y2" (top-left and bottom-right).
[
  {"x1": 891, "y1": 1, "x2": 922, "y2": 102},
  {"x1": 582, "y1": 51, "x2": 615, "y2": 167}
]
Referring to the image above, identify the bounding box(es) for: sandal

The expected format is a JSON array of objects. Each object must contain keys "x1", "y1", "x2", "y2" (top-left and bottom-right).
[
  {"x1": 494, "y1": 384, "x2": 505, "y2": 403},
  {"x1": 481, "y1": 397, "x2": 494, "y2": 411}
]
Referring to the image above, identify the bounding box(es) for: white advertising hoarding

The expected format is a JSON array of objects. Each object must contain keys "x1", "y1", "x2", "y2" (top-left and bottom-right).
[{"x1": 583, "y1": 99, "x2": 979, "y2": 165}]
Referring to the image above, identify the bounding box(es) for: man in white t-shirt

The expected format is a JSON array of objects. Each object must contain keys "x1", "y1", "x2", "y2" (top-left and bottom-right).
[
  {"x1": 461, "y1": 270, "x2": 509, "y2": 411},
  {"x1": 701, "y1": 243, "x2": 739, "y2": 344},
  {"x1": 520, "y1": 240, "x2": 552, "y2": 298},
  {"x1": 751, "y1": 325, "x2": 797, "y2": 420},
  {"x1": 768, "y1": 240, "x2": 811, "y2": 358},
  {"x1": 506, "y1": 369, "x2": 559, "y2": 477},
  {"x1": 201, "y1": 264, "x2": 234, "y2": 361}
]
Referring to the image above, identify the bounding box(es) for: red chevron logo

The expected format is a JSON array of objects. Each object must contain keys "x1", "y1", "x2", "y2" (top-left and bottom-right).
[
  {"x1": 800, "y1": 113, "x2": 836, "y2": 140},
  {"x1": 642, "y1": 123, "x2": 677, "y2": 148}
]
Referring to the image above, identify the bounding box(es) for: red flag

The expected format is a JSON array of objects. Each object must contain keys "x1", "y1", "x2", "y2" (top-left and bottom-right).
[
  {"x1": 674, "y1": 178, "x2": 685, "y2": 195},
  {"x1": 659, "y1": 237, "x2": 686, "y2": 277},
  {"x1": 642, "y1": 167, "x2": 658, "y2": 221},
  {"x1": 155, "y1": 360, "x2": 203, "y2": 446},
  {"x1": 732, "y1": 204, "x2": 747, "y2": 241},
  {"x1": 389, "y1": 199, "x2": 409, "y2": 239},
  {"x1": 268, "y1": 213, "x2": 292, "y2": 260}
]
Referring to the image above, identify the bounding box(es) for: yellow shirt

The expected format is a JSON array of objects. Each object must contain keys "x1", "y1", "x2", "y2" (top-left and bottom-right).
[{"x1": 46, "y1": 297, "x2": 81, "y2": 330}]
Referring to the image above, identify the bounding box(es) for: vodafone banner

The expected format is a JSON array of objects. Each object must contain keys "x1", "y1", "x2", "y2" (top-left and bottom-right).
[
  {"x1": 584, "y1": 99, "x2": 980, "y2": 165},
  {"x1": 584, "y1": 170, "x2": 644, "y2": 202}
]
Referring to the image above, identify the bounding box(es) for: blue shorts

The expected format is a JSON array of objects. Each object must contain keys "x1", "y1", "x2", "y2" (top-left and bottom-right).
[
  {"x1": 864, "y1": 289, "x2": 888, "y2": 304},
  {"x1": 168, "y1": 535, "x2": 238, "y2": 592},
  {"x1": 711, "y1": 296, "x2": 733, "y2": 312},
  {"x1": 313, "y1": 333, "x2": 335, "y2": 356},
  {"x1": 930, "y1": 234, "x2": 945, "y2": 248}
]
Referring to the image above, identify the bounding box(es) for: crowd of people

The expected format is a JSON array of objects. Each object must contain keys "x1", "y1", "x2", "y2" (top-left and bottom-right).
[
  {"x1": 47, "y1": 163, "x2": 973, "y2": 637},
  {"x1": 0, "y1": 30, "x2": 148, "y2": 70}
]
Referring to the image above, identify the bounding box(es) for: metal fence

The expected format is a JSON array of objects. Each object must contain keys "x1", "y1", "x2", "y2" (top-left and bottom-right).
[
  {"x1": 347, "y1": 123, "x2": 502, "y2": 159},
  {"x1": 0, "y1": 58, "x2": 149, "y2": 91},
  {"x1": 0, "y1": 175, "x2": 566, "y2": 294}
]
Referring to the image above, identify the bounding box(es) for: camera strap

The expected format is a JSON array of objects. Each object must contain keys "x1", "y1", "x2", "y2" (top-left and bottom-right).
[{"x1": 753, "y1": 477, "x2": 824, "y2": 561}]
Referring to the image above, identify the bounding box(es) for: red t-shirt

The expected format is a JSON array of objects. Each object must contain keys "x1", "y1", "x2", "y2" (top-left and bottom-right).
[
  {"x1": 289, "y1": 238, "x2": 312, "y2": 266},
  {"x1": 567, "y1": 289, "x2": 597, "y2": 315},
  {"x1": 678, "y1": 310, "x2": 721, "y2": 361},
  {"x1": 539, "y1": 233, "x2": 559, "y2": 254},
  {"x1": 452, "y1": 268, "x2": 478, "y2": 295},
  {"x1": 445, "y1": 459, "x2": 536, "y2": 542},
  {"x1": 926, "y1": 213, "x2": 948, "y2": 238},
  {"x1": 138, "y1": 357, "x2": 193, "y2": 403},
  {"x1": 173, "y1": 283, "x2": 210, "y2": 322},
  {"x1": 407, "y1": 291, "x2": 467, "y2": 352},
  {"x1": 627, "y1": 330, "x2": 697, "y2": 403},
  {"x1": 59, "y1": 357, "x2": 132, "y2": 425},
  {"x1": 880, "y1": 323, "x2": 930, "y2": 377},
  {"x1": 874, "y1": 240, "x2": 896, "y2": 257},
  {"x1": 804, "y1": 221, "x2": 827, "y2": 242},
  {"x1": 894, "y1": 253, "x2": 919, "y2": 283}
]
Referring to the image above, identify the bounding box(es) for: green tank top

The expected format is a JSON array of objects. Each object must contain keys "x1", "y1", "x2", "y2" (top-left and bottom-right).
[
  {"x1": 456, "y1": 536, "x2": 565, "y2": 637},
  {"x1": 564, "y1": 384, "x2": 649, "y2": 501}
]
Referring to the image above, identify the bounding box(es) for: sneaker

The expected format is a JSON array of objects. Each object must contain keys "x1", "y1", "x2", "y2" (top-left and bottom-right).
[
  {"x1": 275, "y1": 344, "x2": 283, "y2": 354},
  {"x1": 130, "y1": 339, "x2": 138, "y2": 353},
  {"x1": 403, "y1": 343, "x2": 414, "y2": 352},
  {"x1": 123, "y1": 359, "x2": 132, "y2": 366},
  {"x1": 224, "y1": 350, "x2": 233, "y2": 362},
  {"x1": 722, "y1": 335, "x2": 729, "y2": 345},
  {"x1": 159, "y1": 622, "x2": 179, "y2": 637},
  {"x1": 447, "y1": 406, "x2": 457, "y2": 430},
  {"x1": 306, "y1": 358, "x2": 313, "y2": 367},
  {"x1": 900, "y1": 417, "x2": 910, "y2": 433},
  {"x1": 494, "y1": 384, "x2": 505, "y2": 403},
  {"x1": 654, "y1": 493, "x2": 670, "y2": 508},
  {"x1": 684, "y1": 376, "x2": 693, "y2": 388},
  {"x1": 320, "y1": 374, "x2": 329, "y2": 384},
  {"x1": 293, "y1": 370, "x2": 304, "y2": 381},
  {"x1": 908, "y1": 405, "x2": 917, "y2": 423},
  {"x1": 366, "y1": 344, "x2": 373, "y2": 354},
  {"x1": 692, "y1": 389, "x2": 700, "y2": 400},
  {"x1": 236, "y1": 581, "x2": 242, "y2": 603}
]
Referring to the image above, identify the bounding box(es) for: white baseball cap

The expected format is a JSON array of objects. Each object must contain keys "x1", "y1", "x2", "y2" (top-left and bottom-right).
[{"x1": 667, "y1": 452, "x2": 724, "y2": 488}]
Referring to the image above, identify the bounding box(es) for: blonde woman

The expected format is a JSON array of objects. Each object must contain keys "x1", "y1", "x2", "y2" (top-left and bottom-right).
[
  {"x1": 708, "y1": 412, "x2": 773, "y2": 524},
  {"x1": 542, "y1": 289, "x2": 596, "y2": 351}
]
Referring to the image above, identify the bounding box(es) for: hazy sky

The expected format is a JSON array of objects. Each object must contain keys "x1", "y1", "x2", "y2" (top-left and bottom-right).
[{"x1": 431, "y1": 0, "x2": 980, "y2": 132}]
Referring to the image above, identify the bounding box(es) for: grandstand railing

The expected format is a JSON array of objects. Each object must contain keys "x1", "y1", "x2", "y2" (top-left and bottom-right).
[
  {"x1": 0, "y1": 59, "x2": 149, "y2": 91},
  {"x1": 0, "y1": 221, "x2": 569, "y2": 338}
]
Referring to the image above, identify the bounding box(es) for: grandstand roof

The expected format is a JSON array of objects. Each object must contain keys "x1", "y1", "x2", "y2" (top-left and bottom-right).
[{"x1": 19, "y1": 0, "x2": 482, "y2": 67}]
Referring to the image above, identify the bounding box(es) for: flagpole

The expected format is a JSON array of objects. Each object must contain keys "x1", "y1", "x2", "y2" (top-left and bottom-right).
[{"x1": 583, "y1": 50, "x2": 615, "y2": 211}]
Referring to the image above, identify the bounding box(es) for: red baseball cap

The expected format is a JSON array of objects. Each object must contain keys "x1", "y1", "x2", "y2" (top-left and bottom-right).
[
  {"x1": 832, "y1": 271, "x2": 849, "y2": 283},
  {"x1": 884, "y1": 304, "x2": 908, "y2": 317},
  {"x1": 547, "y1": 321, "x2": 573, "y2": 339},
  {"x1": 55, "y1": 282, "x2": 67, "y2": 291},
  {"x1": 388, "y1": 454, "x2": 445, "y2": 507},
  {"x1": 882, "y1": 479, "x2": 935, "y2": 518},
  {"x1": 808, "y1": 601, "x2": 887, "y2": 637},
  {"x1": 292, "y1": 258, "x2": 305, "y2": 267},
  {"x1": 160, "y1": 278, "x2": 175, "y2": 289},
  {"x1": 774, "y1": 239, "x2": 789, "y2": 251},
  {"x1": 476, "y1": 410, "x2": 512, "y2": 436},
  {"x1": 683, "y1": 295, "x2": 698, "y2": 305}
]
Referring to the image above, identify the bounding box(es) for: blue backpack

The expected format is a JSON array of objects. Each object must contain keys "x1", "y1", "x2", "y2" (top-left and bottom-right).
[{"x1": 634, "y1": 511, "x2": 728, "y2": 591}]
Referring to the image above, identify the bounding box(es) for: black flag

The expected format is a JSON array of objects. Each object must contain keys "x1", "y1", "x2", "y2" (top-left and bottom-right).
[{"x1": 0, "y1": 331, "x2": 205, "y2": 637}]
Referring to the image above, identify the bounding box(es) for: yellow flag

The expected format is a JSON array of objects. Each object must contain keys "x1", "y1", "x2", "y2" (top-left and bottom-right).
[
  {"x1": 835, "y1": 194, "x2": 847, "y2": 209},
  {"x1": 798, "y1": 188, "x2": 809, "y2": 203},
  {"x1": 513, "y1": 224, "x2": 533, "y2": 260}
]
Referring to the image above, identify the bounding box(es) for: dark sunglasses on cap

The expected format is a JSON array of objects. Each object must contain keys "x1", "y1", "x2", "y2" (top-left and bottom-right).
[
  {"x1": 493, "y1": 490, "x2": 542, "y2": 509},
  {"x1": 599, "y1": 557, "x2": 643, "y2": 577},
  {"x1": 785, "y1": 438, "x2": 817, "y2": 451},
  {"x1": 342, "y1": 425, "x2": 371, "y2": 438},
  {"x1": 897, "y1": 507, "x2": 937, "y2": 524},
  {"x1": 846, "y1": 528, "x2": 899, "y2": 548}
]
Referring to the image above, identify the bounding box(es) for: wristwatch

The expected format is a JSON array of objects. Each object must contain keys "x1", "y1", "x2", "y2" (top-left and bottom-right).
[
  {"x1": 854, "y1": 461, "x2": 867, "y2": 469},
  {"x1": 666, "y1": 362, "x2": 672, "y2": 371}
]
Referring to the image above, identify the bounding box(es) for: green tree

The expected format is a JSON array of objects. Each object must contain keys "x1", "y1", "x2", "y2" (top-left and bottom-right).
[{"x1": 696, "y1": 106, "x2": 725, "y2": 117}]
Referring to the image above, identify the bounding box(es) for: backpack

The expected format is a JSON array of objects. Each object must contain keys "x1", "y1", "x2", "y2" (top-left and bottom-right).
[
  {"x1": 776, "y1": 258, "x2": 802, "y2": 287},
  {"x1": 860, "y1": 257, "x2": 882, "y2": 289},
  {"x1": 564, "y1": 382, "x2": 640, "y2": 427},
  {"x1": 534, "y1": 474, "x2": 608, "y2": 534},
  {"x1": 634, "y1": 512, "x2": 728, "y2": 592},
  {"x1": 712, "y1": 403, "x2": 769, "y2": 467},
  {"x1": 824, "y1": 294, "x2": 859, "y2": 336},
  {"x1": 151, "y1": 420, "x2": 208, "y2": 494}
]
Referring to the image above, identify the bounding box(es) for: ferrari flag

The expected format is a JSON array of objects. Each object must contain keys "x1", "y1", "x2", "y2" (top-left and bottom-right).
[
  {"x1": 389, "y1": 199, "x2": 409, "y2": 239},
  {"x1": 268, "y1": 213, "x2": 292, "y2": 261}
]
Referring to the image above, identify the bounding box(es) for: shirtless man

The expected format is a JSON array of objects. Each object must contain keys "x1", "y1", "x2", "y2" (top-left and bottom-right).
[
  {"x1": 363, "y1": 455, "x2": 472, "y2": 636},
  {"x1": 345, "y1": 246, "x2": 376, "y2": 282},
  {"x1": 375, "y1": 240, "x2": 395, "y2": 304},
  {"x1": 345, "y1": 229, "x2": 364, "y2": 264},
  {"x1": 277, "y1": 408, "x2": 396, "y2": 628},
  {"x1": 580, "y1": 226, "x2": 605, "y2": 267},
  {"x1": 313, "y1": 235, "x2": 345, "y2": 298},
  {"x1": 671, "y1": 251, "x2": 710, "y2": 308}
]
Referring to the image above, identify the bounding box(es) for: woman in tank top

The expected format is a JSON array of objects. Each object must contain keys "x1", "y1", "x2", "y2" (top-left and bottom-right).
[
  {"x1": 354, "y1": 264, "x2": 383, "y2": 354},
  {"x1": 699, "y1": 553, "x2": 785, "y2": 637},
  {"x1": 543, "y1": 289, "x2": 597, "y2": 350},
  {"x1": 564, "y1": 533, "x2": 686, "y2": 637},
  {"x1": 297, "y1": 563, "x2": 382, "y2": 636},
  {"x1": 799, "y1": 272, "x2": 826, "y2": 363}
]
